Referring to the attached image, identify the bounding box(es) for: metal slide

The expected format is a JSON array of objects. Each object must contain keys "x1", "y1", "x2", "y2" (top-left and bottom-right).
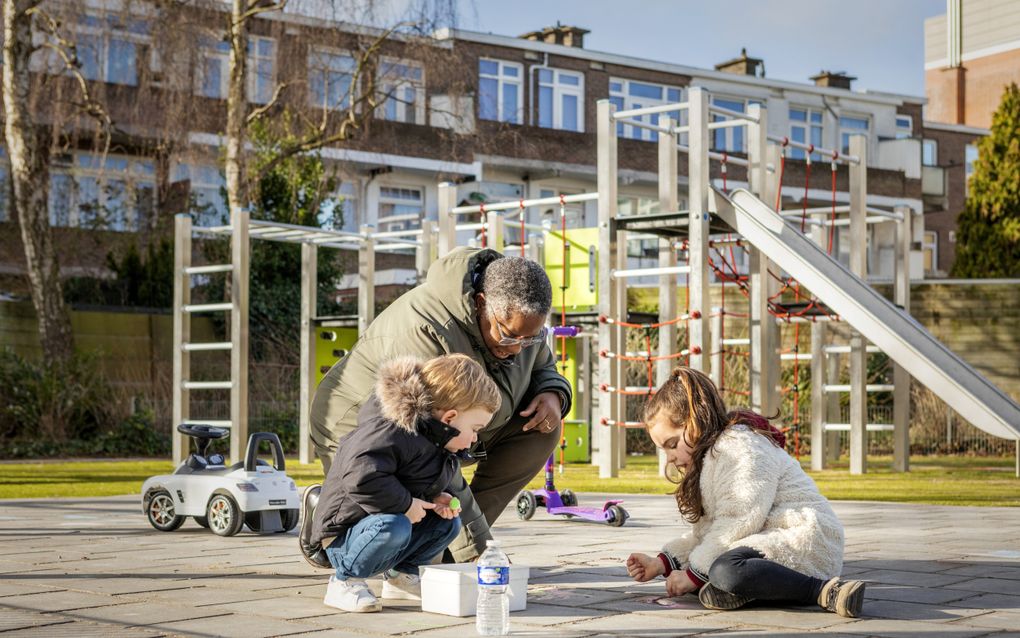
[{"x1": 710, "y1": 187, "x2": 1020, "y2": 440}]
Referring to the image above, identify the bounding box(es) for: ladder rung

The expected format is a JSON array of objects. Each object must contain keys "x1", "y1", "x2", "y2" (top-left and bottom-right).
[
  {"x1": 183, "y1": 381, "x2": 233, "y2": 390},
  {"x1": 184, "y1": 264, "x2": 233, "y2": 275},
  {"x1": 824, "y1": 345, "x2": 882, "y2": 354},
  {"x1": 780, "y1": 353, "x2": 812, "y2": 361},
  {"x1": 823, "y1": 423, "x2": 895, "y2": 432},
  {"x1": 183, "y1": 303, "x2": 233, "y2": 313},
  {"x1": 182, "y1": 342, "x2": 233, "y2": 352},
  {"x1": 180, "y1": 420, "x2": 232, "y2": 428},
  {"x1": 823, "y1": 384, "x2": 896, "y2": 393}
]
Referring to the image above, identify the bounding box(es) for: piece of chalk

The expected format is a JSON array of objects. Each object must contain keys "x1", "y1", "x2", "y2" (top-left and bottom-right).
[{"x1": 449, "y1": 497, "x2": 461, "y2": 510}]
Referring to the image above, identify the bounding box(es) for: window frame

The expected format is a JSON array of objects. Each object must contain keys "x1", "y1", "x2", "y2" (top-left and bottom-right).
[
  {"x1": 922, "y1": 139, "x2": 938, "y2": 167},
  {"x1": 895, "y1": 115, "x2": 913, "y2": 139},
  {"x1": 788, "y1": 106, "x2": 824, "y2": 161},
  {"x1": 308, "y1": 46, "x2": 357, "y2": 111},
  {"x1": 69, "y1": 11, "x2": 151, "y2": 86},
  {"x1": 608, "y1": 78, "x2": 684, "y2": 142},
  {"x1": 60, "y1": 153, "x2": 156, "y2": 232},
  {"x1": 196, "y1": 35, "x2": 277, "y2": 104},
  {"x1": 711, "y1": 96, "x2": 753, "y2": 153},
  {"x1": 171, "y1": 162, "x2": 227, "y2": 226},
  {"x1": 535, "y1": 67, "x2": 585, "y2": 133},
  {"x1": 377, "y1": 184, "x2": 425, "y2": 232},
  {"x1": 478, "y1": 58, "x2": 524, "y2": 124},
  {"x1": 376, "y1": 57, "x2": 426, "y2": 125},
  {"x1": 922, "y1": 230, "x2": 938, "y2": 275},
  {"x1": 839, "y1": 113, "x2": 870, "y2": 154}
]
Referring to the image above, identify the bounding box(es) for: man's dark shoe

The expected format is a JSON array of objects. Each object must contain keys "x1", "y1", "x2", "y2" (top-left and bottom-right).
[
  {"x1": 698, "y1": 582, "x2": 754, "y2": 611},
  {"x1": 299, "y1": 484, "x2": 331, "y2": 570}
]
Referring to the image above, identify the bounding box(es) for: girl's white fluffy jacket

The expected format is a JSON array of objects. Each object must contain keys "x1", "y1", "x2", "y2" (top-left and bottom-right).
[{"x1": 663, "y1": 424, "x2": 844, "y2": 580}]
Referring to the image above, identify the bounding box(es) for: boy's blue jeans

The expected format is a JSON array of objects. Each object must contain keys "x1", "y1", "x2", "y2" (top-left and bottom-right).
[{"x1": 324, "y1": 513, "x2": 461, "y2": 581}]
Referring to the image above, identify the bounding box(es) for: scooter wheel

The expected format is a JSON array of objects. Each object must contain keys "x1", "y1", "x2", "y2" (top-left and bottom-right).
[
  {"x1": 146, "y1": 489, "x2": 185, "y2": 532},
  {"x1": 515, "y1": 491, "x2": 537, "y2": 521},
  {"x1": 207, "y1": 493, "x2": 244, "y2": 536},
  {"x1": 606, "y1": 504, "x2": 628, "y2": 527},
  {"x1": 560, "y1": 489, "x2": 578, "y2": 507}
]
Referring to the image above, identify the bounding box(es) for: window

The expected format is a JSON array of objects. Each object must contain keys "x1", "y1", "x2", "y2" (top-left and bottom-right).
[
  {"x1": 172, "y1": 163, "x2": 227, "y2": 226},
  {"x1": 608, "y1": 79, "x2": 684, "y2": 141},
  {"x1": 789, "y1": 107, "x2": 823, "y2": 161},
  {"x1": 965, "y1": 143, "x2": 979, "y2": 185},
  {"x1": 536, "y1": 68, "x2": 584, "y2": 132},
  {"x1": 48, "y1": 153, "x2": 156, "y2": 231},
  {"x1": 377, "y1": 59, "x2": 425, "y2": 124},
  {"x1": 895, "y1": 116, "x2": 912, "y2": 139},
  {"x1": 922, "y1": 139, "x2": 938, "y2": 166},
  {"x1": 479, "y1": 59, "x2": 523, "y2": 124},
  {"x1": 922, "y1": 230, "x2": 937, "y2": 274},
  {"x1": 378, "y1": 185, "x2": 424, "y2": 232},
  {"x1": 711, "y1": 97, "x2": 753, "y2": 153},
  {"x1": 71, "y1": 12, "x2": 150, "y2": 86},
  {"x1": 839, "y1": 115, "x2": 869, "y2": 154},
  {"x1": 320, "y1": 181, "x2": 359, "y2": 233},
  {"x1": 198, "y1": 36, "x2": 276, "y2": 104},
  {"x1": 309, "y1": 48, "x2": 355, "y2": 110}
]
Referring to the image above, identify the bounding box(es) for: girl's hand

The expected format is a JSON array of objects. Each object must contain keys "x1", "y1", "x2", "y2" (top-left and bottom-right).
[
  {"x1": 626, "y1": 552, "x2": 664, "y2": 582},
  {"x1": 665, "y1": 570, "x2": 698, "y2": 597},
  {"x1": 430, "y1": 492, "x2": 459, "y2": 520}
]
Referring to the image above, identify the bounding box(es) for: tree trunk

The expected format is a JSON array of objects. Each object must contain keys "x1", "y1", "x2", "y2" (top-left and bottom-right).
[
  {"x1": 3, "y1": 0, "x2": 74, "y2": 365},
  {"x1": 224, "y1": 0, "x2": 248, "y2": 217}
]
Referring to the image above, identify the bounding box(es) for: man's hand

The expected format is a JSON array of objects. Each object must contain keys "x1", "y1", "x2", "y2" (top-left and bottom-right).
[
  {"x1": 665, "y1": 570, "x2": 698, "y2": 597},
  {"x1": 521, "y1": 392, "x2": 563, "y2": 433},
  {"x1": 626, "y1": 552, "x2": 665, "y2": 582},
  {"x1": 431, "y1": 492, "x2": 460, "y2": 520},
  {"x1": 405, "y1": 498, "x2": 436, "y2": 524}
]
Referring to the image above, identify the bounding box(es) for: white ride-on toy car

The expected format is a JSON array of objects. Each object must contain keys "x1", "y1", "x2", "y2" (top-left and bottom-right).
[{"x1": 141, "y1": 424, "x2": 300, "y2": 536}]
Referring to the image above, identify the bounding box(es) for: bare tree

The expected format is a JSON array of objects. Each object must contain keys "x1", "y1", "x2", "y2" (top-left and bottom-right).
[{"x1": 3, "y1": 0, "x2": 113, "y2": 365}]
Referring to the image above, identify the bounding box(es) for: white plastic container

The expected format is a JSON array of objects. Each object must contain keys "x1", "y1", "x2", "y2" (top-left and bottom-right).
[{"x1": 418, "y1": 563, "x2": 529, "y2": 617}]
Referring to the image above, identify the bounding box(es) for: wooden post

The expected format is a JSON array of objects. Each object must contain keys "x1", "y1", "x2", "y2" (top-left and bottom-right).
[
  {"x1": 486, "y1": 210, "x2": 505, "y2": 253},
  {"x1": 172, "y1": 214, "x2": 192, "y2": 465},
  {"x1": 417, "y1": 219, "x2": 437, "y2": 282},
  {"x1": 299, "y1": 242, "x2": 317, "y2": 465},
  {"x1": 893, "y1": 205, "x2": 912, "y2": 472},
  {"x1": 848, "y1": 135, "x2": 868, "y2": 475},
  {"x1": 230, "y1": 208, "x2": 250, "y2": 463},
  {"x1": 437, "y1": 183, "x2": 457, "y2": 257},
  {"x1": 749, "y1": 143, "x2": 782, "y2": 417},
  {"x1": 687, "y1": 87, "x2": 710, "y2": 372},
  {"x1": 810, "y1": 322, "x2": 827, "y2": 469},
  {"x1": 596, "y1": 99, "x2": 621, "y2": 478},
  {"x1": 658, "y1": 117, "x2": 679, "y2": 476},
  {"x1": 358, "y1": 224, "x2": 375, "y2": 336}
]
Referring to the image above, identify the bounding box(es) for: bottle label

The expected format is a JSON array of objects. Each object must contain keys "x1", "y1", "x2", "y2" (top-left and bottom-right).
[{"x1": 477, "y1": 566, "x2": 509, "y2": 585}]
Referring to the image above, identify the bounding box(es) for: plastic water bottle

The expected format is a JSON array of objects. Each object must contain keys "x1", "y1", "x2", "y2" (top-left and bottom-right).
[{"x1": 476, "y1": 539, "x2": 510, "y2": 635}]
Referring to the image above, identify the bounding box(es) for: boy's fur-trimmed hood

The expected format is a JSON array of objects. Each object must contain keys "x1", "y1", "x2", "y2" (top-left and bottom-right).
[{"x1": 376, "y1": 357, "x2": 432, "y2": 431}]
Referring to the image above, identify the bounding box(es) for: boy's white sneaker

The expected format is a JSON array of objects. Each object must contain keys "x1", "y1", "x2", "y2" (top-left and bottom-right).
[
  {"x1": 381, "y1": 570, "x2": 421, "y2": 600},
  {"x1": 323, "y1": 576, "x2": 381, "y2": 612}
]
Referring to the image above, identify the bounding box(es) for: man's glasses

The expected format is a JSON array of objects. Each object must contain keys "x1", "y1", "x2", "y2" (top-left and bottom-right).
[{"x1": 491, "y1": 314, "x2": 548, "y2": 347}]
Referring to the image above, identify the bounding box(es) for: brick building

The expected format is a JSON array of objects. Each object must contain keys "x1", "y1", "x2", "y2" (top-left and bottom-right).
[{"x1": 2, "y1": 3, "x2": 948, "y2": 297}]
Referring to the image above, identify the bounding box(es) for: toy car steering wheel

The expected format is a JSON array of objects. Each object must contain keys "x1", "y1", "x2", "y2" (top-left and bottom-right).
[{"x1": 176, "y1": 423, "x2": 230, "y2": 440}]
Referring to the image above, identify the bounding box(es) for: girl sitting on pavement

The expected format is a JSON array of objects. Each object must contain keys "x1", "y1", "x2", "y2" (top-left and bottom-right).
[
  {"x1": 625, "y1": 366, "x2": 865, "y2": 618},
  {"x1": 311, "y1": 354, "x2": 500, "y2": 612}
]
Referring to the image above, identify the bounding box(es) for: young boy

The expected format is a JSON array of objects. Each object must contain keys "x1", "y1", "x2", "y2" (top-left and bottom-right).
[{"x1": 310, "y1": 354, "x2": 500, "y2": 613}]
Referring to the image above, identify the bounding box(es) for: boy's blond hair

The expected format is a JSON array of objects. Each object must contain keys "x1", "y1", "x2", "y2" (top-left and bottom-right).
[{"x1": 421, "y1": 353, "x2": 501, "y2": 416}]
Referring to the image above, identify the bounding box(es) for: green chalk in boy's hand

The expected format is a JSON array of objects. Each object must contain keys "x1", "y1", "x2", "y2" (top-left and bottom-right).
[{"x1": 449, "y1": 497, "x2": 461, "y2": 510}]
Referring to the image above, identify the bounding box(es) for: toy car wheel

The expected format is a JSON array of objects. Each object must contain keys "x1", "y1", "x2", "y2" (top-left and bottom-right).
[
  {"x1": 244, "y1": 512, "x2": 264, "y2": 533},
  {"x1": 280, "y1": 508, "x2": 299, "y2": 532},
  {"x1": 206, "y1": 493, "x2": 244, "y2": 536},
  {"x1": 146, "y1": 489, "x2": 185, "y2": 532},
  {"x1": 560, "y1": 489, "x2": 578, "y2": 507},
  {"x1": 194, "y1": 516, "x2": 209, "y2": 528},
  {"x1": 606, "y1": 504, "x2": 628, "y2": 527},
  {"x1": 515, "y1": 491, "x2": 537, "y2": 521}
]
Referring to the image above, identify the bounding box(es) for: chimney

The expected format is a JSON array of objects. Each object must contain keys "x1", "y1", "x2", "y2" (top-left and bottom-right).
[
  {"x1": 519, "y1": 22, "x2": 590, "y2": 48},
  {"x1": 810, "y1": 70, "x2": 856, "y2": 90},
  {"x1": 714, "y1": 48, "x2": 764, "y2": 77}
]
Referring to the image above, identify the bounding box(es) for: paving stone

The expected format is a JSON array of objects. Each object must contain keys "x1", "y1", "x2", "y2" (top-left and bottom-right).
[
  {"x1": 0, "y1": 581, "x2": 65, "y2": 598},
  {"x1": 0, "y1": 606, "x2": 74, "y2": 632},
  {"x1": 862, "y1": 598, "x2": 993, "y2": 622},
  {"x1": 712, "y1": 606, "x2": 857, "y2": 631},
  {"x1": 59, "y1": 600, "x2": 229, "y2": 627},
  {"x1": 0, "y1": 590, "x2": 135, "y2": 612},
  {"x1": 0, "y1": 619, "x2": 167, "y2": 637},
  {"x1": 951, "y1": 576, "x2": 1020, "y2": 596},
  {"x1": 566, "y1": 608, "x2": 736, "y2": 635},
  {"x1": 864, "y1": 584, "x2": 980, "y2": 605},
  {"x1": 528, "y1": 585, "x2": 639, "y2": 608},
  {"x1": 836, "y1": 617, "x2": 997, "y2": 638},
  {"x1": 960, "y1": 610, "x2": 1020, "y2": 631},
  {"x1": 300, "y1": 608, "x2": 474, "y2": 635},
  {"x1": 149, "y1": 613, "x2": 330, "y2": 638},
  {"x1": 856, "y1": 568, "x2": 974, "y2": 588}
]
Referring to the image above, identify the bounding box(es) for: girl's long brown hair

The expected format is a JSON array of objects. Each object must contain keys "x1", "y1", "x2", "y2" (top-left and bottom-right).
[{"x1": 643, "y1": 366, "x2": 782, "y2": 523}]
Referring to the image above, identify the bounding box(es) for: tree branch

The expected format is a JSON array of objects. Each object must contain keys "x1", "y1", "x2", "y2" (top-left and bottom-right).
[{"x1": 246, "y1": 82, "x2": 288, "y2": 125}]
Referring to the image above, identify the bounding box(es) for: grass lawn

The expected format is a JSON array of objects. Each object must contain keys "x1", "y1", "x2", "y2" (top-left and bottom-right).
[{"x1": 1, "y1": 454, "x2": 1016, "y2": 506}]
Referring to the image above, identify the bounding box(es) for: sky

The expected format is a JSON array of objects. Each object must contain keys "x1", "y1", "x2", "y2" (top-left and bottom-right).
[{"x1": 453, "y1": 0, "x2": 946, "y2": 97}]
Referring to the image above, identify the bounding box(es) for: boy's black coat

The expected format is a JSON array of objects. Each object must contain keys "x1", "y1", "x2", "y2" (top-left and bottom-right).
[{"x1": 310, "y1": 394, "x2": 460, "y2": 546}]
